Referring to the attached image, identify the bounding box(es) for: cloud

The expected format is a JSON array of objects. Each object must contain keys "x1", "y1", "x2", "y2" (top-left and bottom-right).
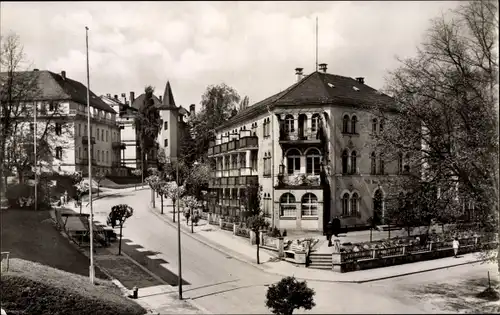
[{"x1": 1, "y1": 1, "x2": 460, "y2": 109}]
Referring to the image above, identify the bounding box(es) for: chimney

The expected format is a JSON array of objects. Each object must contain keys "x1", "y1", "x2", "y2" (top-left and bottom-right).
[
  {"x1": 114, "y1": 94, "x2": 118, "y2": 100},
  {"x1": 130, "y1": 91, "x2": 135, "y2": 105},
  {"x1": 189, "y1": 104, "x2": 195, "y2": 115},
  {"x1": 61, "y1": 70, "x2": 66, "y2": 80},
  {"x1": 159, "y1": 95, "x2": 163, "y2": 103},
  {"x1": 319, "y1": 63, "x2": 327, "y2": 73},
  {"x1": 121, "y1": 93, "x2": 127, "y2": 104},
  {"x1": 295, "y1": 67, "x2": 304, "y2": 82},
  {"x1": 356, "y1": 77, "x2": 365, "y2": 84}
]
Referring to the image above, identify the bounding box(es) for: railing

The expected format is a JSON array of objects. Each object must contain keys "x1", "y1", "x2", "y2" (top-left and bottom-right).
[
  {"x1": 235, "y1": 226, "x2": 250, "y2": 238},
  {"x1": 229, "y1": 169, "x2": 239, "y2": 176},
  {"x1": 239, "y1": 136, "x2": 258, "y2": 149},
  {"x1": 208, "y1": 136, "x2": 259, "y2": 156},
  {"x1": 222, "y1": 170, "x2": 229, "y2": 177},
  {"x1": 240, "y1": 167, "x2": 257, "y2": 176},
  {"x1": 279, "y1": 129, "x2": 321, "y2": 142},
  {"x1": 262, "y1": 236, "x2": 279, "y2": 249},
  {"x1": 278, "y1": 174, "x2": 321, "y2": 186},
  {"x1": 221, "y1": 221, "x2": 233, "y2": 231}
]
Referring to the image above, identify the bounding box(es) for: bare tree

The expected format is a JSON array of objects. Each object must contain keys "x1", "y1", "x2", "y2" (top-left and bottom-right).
[{"x1": 370, "y1": 1, "x2": 499, "y2": 270}]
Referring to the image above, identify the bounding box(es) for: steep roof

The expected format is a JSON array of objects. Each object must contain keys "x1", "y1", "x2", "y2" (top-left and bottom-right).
[
  {"x1": 0, "y1": 70, "x2": 116, "y2": 113},
  {"x1": 131, "y1": 93, "x2": 162, "y2": 110},
  {"x1": 100, "y1": 94, "x2": 137, "y2": 116},
  {"x1": 161, "y1": 81, "x2": 176, "y2": 108},
  {"x1": 216, "y1": 71, "x2": 394, "y2": 131}
]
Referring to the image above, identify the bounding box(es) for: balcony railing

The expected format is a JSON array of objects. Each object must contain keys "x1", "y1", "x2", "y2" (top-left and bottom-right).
[
  {"x1": 240, "y1": 167, "x2": 257, "y2": 176},
  {"x1": 277, "y1": 174, "x2": 321, "y2": 187},
  {"x1": 279, "y1": 129, "x2": 322, "y2": 142},
  {"x1": 208, "y1": 136, "x2": 258, "y2": 156},
  {"x1": 82, "y1": 136, "x2": 96, "y2": 145}
]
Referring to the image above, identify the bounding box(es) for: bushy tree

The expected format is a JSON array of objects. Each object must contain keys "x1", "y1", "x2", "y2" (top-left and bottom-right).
[
  {"x1": 265, "y1": 276, "x2": 315, "y2": 315},
  {"x1": 181, "y1": 195, "x2": 202, "y2": 233},
  {"x1": 94, "y1": 171, "x2": 106, "y2": 197},
  {"x1": 107, "y1": 204, "x2": 134, "y2": 255},
  {"x1": 369, "y1": 0, "x2": 499, "y2": 269},
  {"x1": 240, "y1": 183, "x2": 262, "y2": 219},
  {"x1": 74, "y1": 180, "x2": 89, "y2": 214},
  {"x1": 145, "y1": 173, "x2": 161, "y2": 208},
  {"x1": 247, "y1": 214, "x2": 269, "y2": 264},
  {"x1": 131, "y1": 168, "x2": 142, "y2": 190},
  {"x1": 164, "y1": 181, "x2": 186, "y2": 223},
  {"x1": 134, "y1": 86, "x2": 161, "y2": 171}
]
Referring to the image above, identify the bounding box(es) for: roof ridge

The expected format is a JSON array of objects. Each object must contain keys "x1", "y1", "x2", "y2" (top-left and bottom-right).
[{"x1": 271, "y1": 71, "x2": 319, "y2": 104}]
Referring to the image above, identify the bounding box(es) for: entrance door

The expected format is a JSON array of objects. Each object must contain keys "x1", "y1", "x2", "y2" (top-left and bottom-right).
[{"x1": 373, "y1": 189, "x2": 384, "y2": 225}]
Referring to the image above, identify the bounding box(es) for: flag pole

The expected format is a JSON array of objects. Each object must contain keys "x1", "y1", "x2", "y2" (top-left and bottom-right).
[{"x1": 85, "y1": 26, "x2": 95, "y2": 284}]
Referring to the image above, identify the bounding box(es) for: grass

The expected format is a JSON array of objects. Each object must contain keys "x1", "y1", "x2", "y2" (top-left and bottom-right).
[
  {"x1": 0, "y1": 209, "x2": 108, "y2": 279},
  {"x1": 1, "y1": 258, "x2": 146, "y2": 315}
]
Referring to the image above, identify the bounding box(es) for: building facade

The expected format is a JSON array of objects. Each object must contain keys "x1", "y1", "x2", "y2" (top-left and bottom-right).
[
  {"x1": 1, "y1": 70, "x2": 123, "y2": 177},
  {"x1": 207, "y1": 65, "x2": 402, "y2": 232}
]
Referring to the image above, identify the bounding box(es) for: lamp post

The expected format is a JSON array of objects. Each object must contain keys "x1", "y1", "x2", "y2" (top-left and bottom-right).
[
  {"x1": 176, "y1": 157, "x2": 182, "y2": 300},
  {"x1": 85, "y1": 26, "x2": 95, "y2": 284},
  {"x1": 34, "y1": 97, "x2": 37, "y2": 211}
]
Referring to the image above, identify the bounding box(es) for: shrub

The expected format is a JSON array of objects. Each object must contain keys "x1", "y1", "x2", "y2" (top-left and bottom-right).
[
  {"x1": 6, "y1": 183, "x2": 50, "y2": 209},
  {"x1": 266, "y1": 276, "x2": 315, "y2": 315}
]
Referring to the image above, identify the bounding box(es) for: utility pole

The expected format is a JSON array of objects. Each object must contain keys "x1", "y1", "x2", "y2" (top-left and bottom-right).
[
  {"x1": 85, "y1": 26, "x2": 95, "y2": 285},
  {"x1": 177, "y1": 159, "x2": 183, "y2": 299},
  {"x1": 34, "y1": 98, "x2": 37, "y2": 211}
]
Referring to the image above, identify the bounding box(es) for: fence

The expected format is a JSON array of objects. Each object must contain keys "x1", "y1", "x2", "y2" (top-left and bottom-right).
[
  {"x1": 221, "y1": 221, "x2": 234, "y2": 232},
  {"x1": 235, "y1": 226, "x2": 250, "y2": 239}
]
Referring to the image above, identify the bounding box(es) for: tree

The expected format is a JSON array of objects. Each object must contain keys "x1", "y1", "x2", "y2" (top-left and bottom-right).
[
  {"x1": 239, "y1": 95, "x2": 250, "y2": 111},
  {"x1": 185, "y1": 162, "x2": 211, "y2": 199},
  {"x1": 145, "y1": 174, "x2": 161, "y2": 209},
  {"x1": 246, "y1": 214, "x2": 269, "y2": 264},
  {"x1": 189, "y1": 84, "x2": 241, "y2": 162},
  {"x1": 181, "y1": 195, "x2": 202, "y2": 233},
  {"x1": 265, "y1": 276, "x2": 316, "y2": 315},
  {"x1": 157, "y1": 180, "x2": 169, "y2": 215},
  {"x1": 108, "y1": 204, "x2": 134, "y2": 255},
  {"x1": 131, "y1": 168, "x2": 142, "y2": 190},
  {"x1": 370, "y1": 0, "x2": 499, "y2": 270},
  {"x1": 74, "y1": 179, "x2": 89, "y2": 214},
  {"x1": 134, "y1": 85, "x2": 161, "y2": 171},
  {"x1": 164, "y1": 181, "x2": 186, "y2": 223},
  {"x1": 240, "y1": 183, "x2": 262, "y2": 219},
  {"x1": 94, "y1": 171, "x2": 106, "y2": 197}
]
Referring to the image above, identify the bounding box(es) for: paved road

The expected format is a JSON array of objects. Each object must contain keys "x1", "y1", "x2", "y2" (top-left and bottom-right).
[{"x1": 90, "y1": 189, "x2": 461, "y2": 314}]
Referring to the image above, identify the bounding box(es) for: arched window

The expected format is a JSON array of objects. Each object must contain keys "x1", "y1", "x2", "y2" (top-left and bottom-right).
[
  {"x1": 285, "y1": 115, "x2": 294, "y2": 133},
  {"x1": 280, "y1": 193, "x2": 296, "y2": 217},
  {"x1": 351, "y1": 116, "x2": 358, "y2": 134},
  {"x1": 301, "y1": 193, "x2": 318, "y2": 216},
  {"x1": 342, "y1": 115, "x2": 349, "y2": 133},
  {"x1": 379, "y1": 154, "x2": 385, "y2": 174},
  {"x1": 342, "y1": 193, "x2": 350, "y2": 215},
  {"x1": 398, "y1": 153, "x2": 403, "y2": 174},
  {"x1": 350, "y1": 151, "x2": 357, "y2": 174},
  {"x1": 351, "y1": 193, "x2": 359, "y2": 216},
  {"x1": 311, "y1": 114, "x2": 320, "y2": 133},
  {"x1": 286, "y1": 149, "x2": 301, "y2": 175},
  {"x1": 372, "y1": 118, "x2": 378, "y2": 134},
  {"x1": 306, "y1": 148, "x2": 322, "y2": 175},
  {"x1": 370, "y1": 152, "x2": 376, "y2": 175},
  {"x1": 404, "y1": 153, "x2": 410, "y2": 173},
  {"x1": 342, "y1": 149, "x2": 349, "y2": 174}
]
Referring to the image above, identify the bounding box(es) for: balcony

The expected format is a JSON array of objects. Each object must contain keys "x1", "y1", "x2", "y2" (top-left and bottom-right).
[
  {"x1": 112, "y1": 141, "x2": 126, "y2": 150},
  {"x1": 279, "y1": 129, "x2": 322, "y2": 145},
  {"x1": 239, "y1": 167, "x2": 257, "y2": 176},
  {"x1": 276, "y1": 173, "x2": 322, "y2": 188},
  {"x1": 208, "y1": 136, "x2": 258, "y2": 157},
  {"x1": 229, "y1": 169, "x2": 239, "y2": 176},
  {"x1": 82, "y1": 136, "x2": 96, "y2": 145}
]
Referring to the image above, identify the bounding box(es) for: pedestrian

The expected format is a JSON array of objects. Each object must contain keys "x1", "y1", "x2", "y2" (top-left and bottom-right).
[
  {"x1": 326, "y1": 220, "x2": 333, "y2": 247},
  {"x1": 332, "y1": 217, "x2": 341, "y2": 237},
  {"x1": 452, "y1": 237, "x2": 460, "y2": 258}
]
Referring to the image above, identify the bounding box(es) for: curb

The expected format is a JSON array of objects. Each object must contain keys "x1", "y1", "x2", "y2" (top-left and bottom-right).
[{"x1": 147, "y1": 206, "x2": 489, "y2": 284}]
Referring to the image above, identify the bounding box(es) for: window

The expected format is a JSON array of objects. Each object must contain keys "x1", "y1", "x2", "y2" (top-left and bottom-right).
[
  {"x1": 371, "y1": 152, "x2": 376, "y2": 175},
  {"x1": 231, "y1": 154, "x2": 238, "y2": 169},
  {"x1": 286, "y1": 149, "x2": 301, "y2": 174},
  {"x1": 285, "y1": 115, "x2": 294, "y2": 133},
  {"x1": 350, "y1": 151, "x2": 357, "y2": 174},
  {"x1": 84, "y1": 147, "x2": 88, "y2": 158},
  {"x1": 342, "y1": 149, "x2": 349, "y2": 174},
  {"x1": 379, "y1": 154, "x2": 385, "y2": 174},
  {"x1": 49, "y1": 101, "x2": 55, "y2": 111},
  {"x1": 263, "y1": 193, "x2": 272, "y2": 218},
  {"x1": 91, "y1": 126, "x2": 93, "y2": 137},
  {"x1": 342, "y1": 115, "x2": 349, "y2": 133},
  {"x1": 263, "y1": 152, "x2": 271, "y2": 176},
  {"x1": 372, "y1": 119, "x2": 377, "y2": 134},
  {"x1": 106, "y1": 130, "x2": 108, "y2": 142},
  {"x1": 79, "y1": 124, "x2": 82, "y2": 137},
  {"x1": 301, "y1": 193, "x2": 318, "y2": 216},
  {"x1": 351, "y1": 193, "x2": 359, "y2": 216},
  {"x1": 398, "y1": 153, "x2": 403, "y2": 174},
  {"x1": 97, "y1": 128, "x2": 99, "y2": 140},
  {"x1": 351, "y1": 116, "x2": 357, "y2": 134},
  {"x1": 78, "y1": 147, "x2": 81, "y2": 159},
  {"x1": 84, "y1": 125, "x2": 87, "y2": 135},
  {"x1": 164, "y1": 139, "x2": 168, "y2": 147},
  {"x1": 311, "y1": 114, "x2": 320, "y2": 133},
  {"x1": 164, "y1": 121, "x2": 168, "y2": 130},
  {"x1": 97, "y1": 150, "x2": 100, "y2": 161},
  {"x1": 55, "y1": 147, "x2": 63, "y2": 159},
  {"x1": 106, "y1": 151, "x2": 109, "y2": 163},
  {"x1": 55, "y1": 123, "x2": 62, "y2": 136},
  {"x1": 306, "y1": 148, "x2": 321, "y2": 175},
  {"x1": 280, "y1": 193, "x2": 296, "y2": 217},
  {"x1": 101, "y1": 151, "x2": 104, "y2": 162},
  {"x1": 342, "y1": 193, "x2": 350, "y2": 215},
  {"x1": 101, "y1": 130, "x2": 104, "y2": 141}
]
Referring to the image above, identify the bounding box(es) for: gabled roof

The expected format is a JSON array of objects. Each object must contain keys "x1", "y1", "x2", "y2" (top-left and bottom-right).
[
  {"x1": 131, "y1": 93, "x2": 162, "y2": 110},
  {"x1": 0, "y1": 70, "x2": 116, "y2": 113},
  {"x1": 216, "y1": 71, "x2": 394, "y2": 131},
  {"x1": 100, "y1": 95, "x2": 137, "y2": 116}
]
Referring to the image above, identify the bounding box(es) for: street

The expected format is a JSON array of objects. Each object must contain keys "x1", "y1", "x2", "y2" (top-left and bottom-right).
[{"x1": 87, "y1": 188, "x2": 481, "y2": 314}]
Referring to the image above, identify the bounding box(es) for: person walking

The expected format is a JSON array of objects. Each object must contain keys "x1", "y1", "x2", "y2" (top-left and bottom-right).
[
  {"x1": 332, "y1": 216, "x2": 341, "y2": 237},
  {"x1": 452, "y1": 237, "x2": 460, "y2": 258},
  {"x1": 326, "y1": 220, "x2": 333, "y2": 247}
]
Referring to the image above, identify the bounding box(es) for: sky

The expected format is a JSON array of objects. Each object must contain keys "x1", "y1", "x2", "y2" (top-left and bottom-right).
[{"x1": 1, "y1": 1, "x2": 460, "y2": 111}]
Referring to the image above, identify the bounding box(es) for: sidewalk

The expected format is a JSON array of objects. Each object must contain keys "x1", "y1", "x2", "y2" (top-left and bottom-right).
[{"x1": 149, "y1": 201, "x2": 489, "y2": 284}]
